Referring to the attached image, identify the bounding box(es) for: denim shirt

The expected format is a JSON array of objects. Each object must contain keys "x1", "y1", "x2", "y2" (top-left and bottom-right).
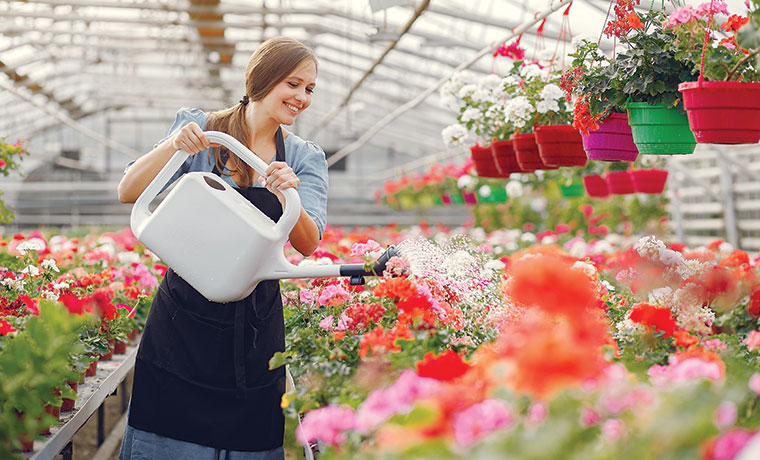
[{"x1": 127, "y1": 107, "x2": 328, "y2": 237}]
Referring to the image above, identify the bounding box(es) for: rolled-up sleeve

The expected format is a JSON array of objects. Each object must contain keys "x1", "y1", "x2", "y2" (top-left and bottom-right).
[{"x1": 292, "y1": 140, "x2": 328, "y2": 238}]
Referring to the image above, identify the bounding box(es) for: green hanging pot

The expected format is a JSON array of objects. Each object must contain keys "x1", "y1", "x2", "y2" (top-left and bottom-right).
[
  {"x1": 560, "y1": 181, "x2": 584, "y2": 197},
  {"x1": 626, "y1": 102, "x2": 697, "y2": 155},
  {"x1": 478, "y1": 185, "x2": 508, "y2": 203}
]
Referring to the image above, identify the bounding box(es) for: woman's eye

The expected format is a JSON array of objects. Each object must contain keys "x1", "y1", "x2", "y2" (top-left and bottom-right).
[
  {"x1": 288, "y1": 82, "x2": 297, "y2": 87},
  {"x1": 306, "y1": 87, "x2": 314, "y2": 94}
]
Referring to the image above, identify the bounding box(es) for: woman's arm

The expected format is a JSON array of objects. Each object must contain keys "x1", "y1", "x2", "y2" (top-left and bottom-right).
[
  {"x1": 263, "y1": 161, "x2": 320, "y2": 256},
  {"x1": 118, "y1": 122, "x2": 209, "y2": 203}
]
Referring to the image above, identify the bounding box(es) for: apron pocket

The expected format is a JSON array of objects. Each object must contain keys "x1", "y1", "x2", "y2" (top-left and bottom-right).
[{"x1": 170, "y1": 307, "x2": 235, "y2": 386}]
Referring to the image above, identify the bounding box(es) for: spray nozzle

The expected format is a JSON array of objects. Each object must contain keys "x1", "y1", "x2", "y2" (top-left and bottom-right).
[{"x1": 339, "y1": 245, "x2": 403, "y2": 285}]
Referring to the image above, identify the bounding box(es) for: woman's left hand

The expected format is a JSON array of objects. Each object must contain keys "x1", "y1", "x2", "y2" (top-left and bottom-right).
[{"x1": 260, "y1": 161, "x2": 300, "y2": 201}]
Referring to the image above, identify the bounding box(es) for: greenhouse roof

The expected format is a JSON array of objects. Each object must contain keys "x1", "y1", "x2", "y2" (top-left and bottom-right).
[{"x1": 0, "y1": 0, "x2": 748, "y2": 169}]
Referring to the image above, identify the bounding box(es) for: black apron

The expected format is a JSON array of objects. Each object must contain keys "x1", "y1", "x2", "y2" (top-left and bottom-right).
[{"x1": 128, "y1": 128, "x2": 287, "y2": 452}]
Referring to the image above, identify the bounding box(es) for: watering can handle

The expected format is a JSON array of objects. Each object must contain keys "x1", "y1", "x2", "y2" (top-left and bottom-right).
[{"x1": 131, "y1": 131, "x2": 301, "y2": 242}]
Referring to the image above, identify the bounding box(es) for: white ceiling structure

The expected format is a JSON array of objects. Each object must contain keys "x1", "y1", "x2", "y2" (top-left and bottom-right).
[{"x1": 0, "y1": 0, "x2": 749, "y2": 172}]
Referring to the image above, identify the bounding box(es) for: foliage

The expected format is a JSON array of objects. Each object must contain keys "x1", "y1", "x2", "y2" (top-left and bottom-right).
[
  {"x1": 666, "y1": 1, "x2": 760, "y2": 81},
  {"x1": 0, "y1": 139, "x2": 29, "y2": 224}
]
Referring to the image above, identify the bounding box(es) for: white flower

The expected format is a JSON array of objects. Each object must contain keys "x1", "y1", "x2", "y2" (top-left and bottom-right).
[
  {"x1": 441, "y1": 124, "x2": 469, "y2": 147},
  {"x1": 718, "y1": 242, "x2": 734, "y2": 253},
  {"x1": 457, "y1": 84, "x2": 478, "y2": 99},
  {"x1": 504, "y1": 96, "x2": 533, "y2": 127},
  {"x1": 536, "y1": 99, "x2": 560, "y2": 114},
  {"x1": 503, "y1": 75, "x2": 521, "y2": 87},
  {"x1": 520, "y1": 64, "x2": 543, "y2": 79},
  {"x1": 43, "y1": 290, "x2": 60, "y2": 302},
  {"x1": 572, "y1": 260, "x2": 596, "y2": 277},
  {"x1": 537, "y1": 48, "x2": 557, "y2": 62},
  {"x1": 457, "y1": 175, "x2": 476, "y2": 189},
  {"x1": 41, "y1": 258, "x2": 60, "y2": 272},
  {"x1": 520, "y1": 232, "x2": 537, "y2": 243},
  {"x1": 505, "y1": 180, "x2": 523, "y2": 198},
  {"x1": 472, "y1": 87, "x2": 495, "y2": 104},
  {"x1": 485, "y1": 103, "x2": 504, "y2": 120},
  {"x1": 541, "y1": 235, "x2": 558, "y2": 245},
  {"x1": 478, "y1": 185, "x2": 492, "y2": 197},
  {"x1": 540, "y1": 83, "x2": 565, "y2": 102},
  {"x1": 460, "y1": 107, "x2": 481, "y2": 123},
  {"x1": 648, "y1": 286, "x2": 673, "y2": 305},
  {"x1": 2, "y1": 278, "x2": 26, "y2": 291},
  {"x1": 118, "y1": 251, "x2": 141, "y2": 264},
  {"x1": 601, "y1": 280, "x2": 616, "y2": 292},
  {"x1": 658, "y1": 248, "x2": 683, "y2": 266},
  {"x1": 21, "y1": 265, "x2": 40, "y2": 276},
  {"x1": 16, "y1": 238, "x2": 46, "y2": 255},
  {"x1": 636, "y1": 235, "x2": 666, "y2": 259},
  {"x1": 484, "y1": 259, "x2": 506, "y2": 271},
  {"x1": 53, "y1": 281, "x2": 70, "y2": 290},
  {"x1": 479, "y1": 73, "x2": 503, "y2": 91},
  {"x1": 530, "y1": 197, "x2": 547, "y2": 212}
]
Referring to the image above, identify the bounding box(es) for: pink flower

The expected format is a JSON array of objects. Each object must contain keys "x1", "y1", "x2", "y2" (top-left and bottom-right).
[
  {"x1": 452, "y1": 399, "x2": 514, "y2": 446},
  {"x1": 299, "y1": 289, "x2": 315, "y2": 304},
  {"x1": 602, "y1": 418, "x2": 625, "y2": 443},
  {"x1": 354, "y1": 370, "x2": 442, "y2": 432},
  {"x1": 580, "y1": 407, "x2": 601, "y2": 427},
  {"x1": 296, "y1": 405, "x2": 356, "y2": 446},
  {"x1": 696, "y1": 1, "x2": 729, "y2": 18},
  {"x1": 526, "y1": 401, "x2": 548, "y2": 426},
  {"x1": 317, "y1": 284, "x2": 350, "y2": 307},
  {"x1": 350, "y1": 239, "x2": 382, "y2": 257},
  {"x1": 703, "y1": 339, "x2": 728, "y2": 353},
  {"x1": 748, "y1": 373, "x2": 760, "y2": 395},
  {"x1": 603, "y1": 388, "x2": 655, "y2": 415},
  {"x1": 704, "y1": 428, "x2": 757, "y2": 460},
  {"x1": 0, "y1": 159, "x2": 6, "y2": 169},
  {"x1": 666, "y1": 6, "x2": 696, "y2": 27},
  {"x1": 715, "y1": 402, "x2": 737, "y2": 429},
  {"x1": 648, "y1": 358, "x2": 724, "y2": 385},
  {"x1": 319, "y1": 315, "x2": 334, "y2": 330},
  {"x1": 745, "y1": 330, "x2": 760, "y2": 351},
  {"x1": 477, "y1": 243, "x2": 494, "y2": 253}
]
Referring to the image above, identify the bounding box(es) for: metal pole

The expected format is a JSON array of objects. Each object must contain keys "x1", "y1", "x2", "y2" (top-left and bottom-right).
[
  {"x1": 716, "y1": 149, "x2": 739, "y2": 248},
  {"x1": 97, "y1": 404, "x2": 105, "y2": 446}
]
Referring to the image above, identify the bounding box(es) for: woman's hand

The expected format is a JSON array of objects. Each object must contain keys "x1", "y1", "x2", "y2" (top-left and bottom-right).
[
  {"x1": 260, "y1": 161, "x2": 300, "y2": 199},
  {"x1": 172, "y1": 122, "x2": 210, "y2": 155}
]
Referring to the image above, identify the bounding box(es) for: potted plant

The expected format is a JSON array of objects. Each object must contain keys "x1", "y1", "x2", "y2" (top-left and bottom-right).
[
  {"x1": 627, "y1": 154, "x2": 668, "y2": 194},
  {"x1": 605, "y1": 161, "x2": 636, "y2": 195},
  {"x1": 601, "y1": 9, "x2": 701, "y2": 154},
  {"x1": 440, "y1": 72, "x2": 514, "y2": 177},
  {"x1": 580, "y1": 160, "x2": 611, "y2": 198},
  {"x1": 668, "y1": 1, "x2": 760, "y2": 143}
]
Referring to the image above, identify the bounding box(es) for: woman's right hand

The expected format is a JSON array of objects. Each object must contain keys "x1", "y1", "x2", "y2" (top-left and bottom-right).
[{"x1": 172, "y1": 122, "x2": 210, "y2": 155}]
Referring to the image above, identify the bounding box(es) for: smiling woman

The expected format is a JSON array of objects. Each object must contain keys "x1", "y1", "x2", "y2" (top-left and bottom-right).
[{"x1": 115, "y1": 37, "x2": 328, "y2": 460}]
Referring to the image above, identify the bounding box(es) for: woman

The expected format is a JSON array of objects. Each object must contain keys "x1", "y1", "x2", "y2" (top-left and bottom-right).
[{"x1": 117, "y1": 37, "x2": 328, "y2": 459}]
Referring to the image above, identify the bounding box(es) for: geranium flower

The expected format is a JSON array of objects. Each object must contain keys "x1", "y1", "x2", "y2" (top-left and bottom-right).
[
  {"x1": 296, "y1": 405, "x2": 356, "y2": 446},
  {"x1": 317, "y1": 284, "x2": 350, "y2": 307},
  {"x1": 451, "y1": 399, "x2": 514, "y2": 446},
  {"x1": 416, "y1": 350, "x2": 471, "y2": 381},
  {"x1": 0, "y1": 318, "x2": 17, "y2": 336},
  {"x1": 628, "y1": 302, "x2": 677, "y2": 337},
  {"x1": 702, "y1": 427, "x2": 758, "y2": 460},
  {"x1": 373, "y1": 276, "x2": 417, "y2": 301}
]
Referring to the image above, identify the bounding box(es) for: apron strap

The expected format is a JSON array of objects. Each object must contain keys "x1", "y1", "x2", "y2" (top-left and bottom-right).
[{"x1": 233, "y1": 301, "x2": 257, "y2": 399}]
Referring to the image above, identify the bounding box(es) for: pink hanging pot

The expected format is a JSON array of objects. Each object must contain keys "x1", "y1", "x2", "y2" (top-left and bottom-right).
[{"x1": 581, "y1": 112, "x2": 639, "y2": 162}]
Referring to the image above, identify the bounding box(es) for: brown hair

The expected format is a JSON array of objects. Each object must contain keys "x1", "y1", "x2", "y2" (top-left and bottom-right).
[{"x1": 206, "y1": 37, "x2": 318, "y2": 187}]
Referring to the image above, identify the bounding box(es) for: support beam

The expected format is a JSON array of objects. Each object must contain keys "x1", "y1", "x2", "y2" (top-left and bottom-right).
[{"x1": 325, "y1": 0, "x2": 574, "y2": 167}]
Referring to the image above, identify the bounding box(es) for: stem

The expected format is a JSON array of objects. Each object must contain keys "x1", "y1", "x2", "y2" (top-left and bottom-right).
[{"x1": 727, "y1": 47, "x2": 760, "y2": 80}]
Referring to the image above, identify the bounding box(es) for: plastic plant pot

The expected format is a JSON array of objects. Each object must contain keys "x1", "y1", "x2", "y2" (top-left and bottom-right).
[
  {"x1": 581, "y1": 112, "x2": 639, "y2": 162},
  {"x1": 511, "y1": 132, "x2": 556, "y2": 171},
  {"x1": 490, "y1": 139, "x2": 524, "y2": 175},
  {"x1": 678, "y1": 80, "x2": 760, "y2": 144},
  {"x1": 583, "y1": 174, "x2": 610, "y2": 198},
  {"x1": 630, "y1": 169, "x2": 668, "y2": 194},
  {"x1": 626, "y1": 102, "x2": 696, "y2": 154},
  {"x1": 470, "y1": 144, "x2": 502, "y2": 178},
  {"x1": 534, "y1": 124, "x2": 587, "y2": 167},
  {"x1": 605, "y1": 170, "x2": 636, "y2": 195}
]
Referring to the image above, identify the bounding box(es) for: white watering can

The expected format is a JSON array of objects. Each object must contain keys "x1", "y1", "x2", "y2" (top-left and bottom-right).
[{"x1": 131, "y1": 131, "x2": 396, "y2": 303}]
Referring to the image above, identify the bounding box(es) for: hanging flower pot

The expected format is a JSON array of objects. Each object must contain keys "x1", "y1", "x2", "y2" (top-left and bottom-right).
[
  {"x1": 678, "y1": 80, "x2": 760, "y2": 144},
  {"x1": 470, "y1": 144, "x2": 502, "y2": 178},
  {"x1": 581, "y1": 112, "x2": 639, "y2": 162},
  {"x1": 560, "y1": 179, "x2": 585, "y2": 197},
  {"x1": 511, "y1": 133, "x2": 557, "y2": 171},
  {"x1": 490, "y1": 139, "x2": 524, "y2": 175},
  {"x1": 477, "y1": 185, "x2": 508, "y2": 203},
  {"x1": 534, "y1": 125, "x2": 587, "y2": 167},
  {"x1": 605, "y1": 170, "x2": 636, "y2": 195},
  {"x1": 417, "y1": 194, "x2": 436, "y2": 209},
  {"x1": 461, "y1": 189, "x2": 478, "y2": 205},
  {"x1": 583, "y1": 174, "x2": 609, "y2": 198},
  {"x1": 397, "y1": 194, "x2": 416, "y2": 210},
  {"x1": 630, "y1": 168, "x2": 668, "y2": 194},
  {"x1": 626, "y1": 102, "x2": 697, "y2": 154}
]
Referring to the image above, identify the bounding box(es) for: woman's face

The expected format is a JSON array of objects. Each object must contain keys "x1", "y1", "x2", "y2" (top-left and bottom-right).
[{"x1": 263, "y1": 58, "x2": 317, "y2": 125}]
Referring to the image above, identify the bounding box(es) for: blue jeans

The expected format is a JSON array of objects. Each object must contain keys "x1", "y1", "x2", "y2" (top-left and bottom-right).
[{"x1": 119, "y1": 424, "x2": 285, "y2": 460}]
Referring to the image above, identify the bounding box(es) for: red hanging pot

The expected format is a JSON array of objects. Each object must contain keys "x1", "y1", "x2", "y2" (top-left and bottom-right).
[
  {"x1": 583, "y1": 174, "x2": 609, "y2": 198},
  {"x1": 678, "y1": 80, "x2": 760, "y2": 144},
  {"x1": 605, "y1": 170, "x2": 635, "y2": 195},
  {"x1": 511, "y1": 133, "x2": 557, "y2": 171},
  {"x1": 581, "y1": 112, "x2": 639, "y2": 162},
  {"x1": 490, "y1": 139, "x2": 525, "y2": 175},
  {"x1": 630, "y1": 169, "x2": 668, "y2": 194},
  {"x1": 469, "y1": 144, "x2": 502, "y2": 178},
  {"x1": 534, "y1": 124, "x2": 587, "y2": 167}
]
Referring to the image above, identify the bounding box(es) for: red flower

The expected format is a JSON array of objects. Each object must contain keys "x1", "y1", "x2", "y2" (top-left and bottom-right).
[
  {"x1": 358, "y1": 324, "x2": 414, "y2": 358},
  {"x1": 373, "y1": 277, "x2": 417, "y2": 301},
  {"x1": 629, "y1": 302, "x2": 676, "y2": 337},
  {"x1": 749, "y1": 289, "x2": 760, "y2": 317},
  {"x1": 719, "y1": 250, "x2": 750, "y2": 268},
  {"x1": 721, "y1": 14, "x2": 749, "y2": 33},
  {"x1": 673, "y1": 330, "x2": 698, "y2": 348},
  {"x1": 0, "y1": 318, "x2": 17, "y2": 336},
  {"x1": 60, "y1": 294, "x2": 89, "y2": 315},
  {"x1": 416, "y1": 350, "x2": 471, "y2": 382}
]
